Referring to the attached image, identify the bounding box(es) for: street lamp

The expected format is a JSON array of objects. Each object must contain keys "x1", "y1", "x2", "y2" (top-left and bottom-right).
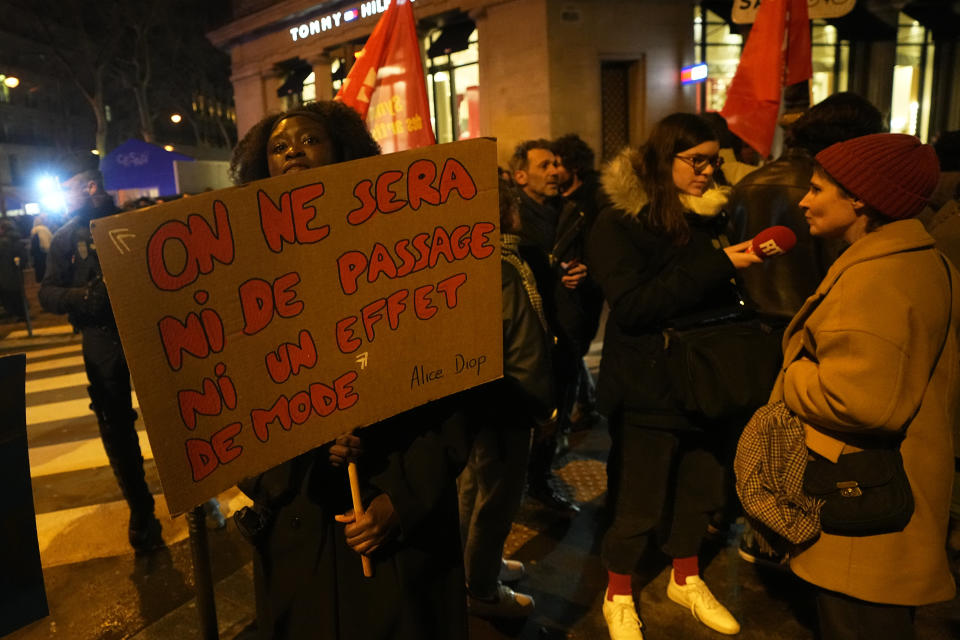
[
  {"x1": 170, "y1": 113, "x2": 182, "y2": 124},
  {"x1": 1, "y1": 74, "x2": 20, "y2": 88}
]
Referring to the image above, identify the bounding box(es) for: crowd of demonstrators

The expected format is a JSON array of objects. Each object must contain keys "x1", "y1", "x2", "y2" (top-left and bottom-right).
[
  {"x1": 509, "y1": 139, "x2": 584, "y2": 514},
  {"x1": 33, "y1": 87, "x2": 960, "y2": 640},
  {"x1": 458, "y1": 177, "x2": 555, "y2": 619},
  {"x1": 228, "y1": 101, "x2": 474, "y2": 640},
  {"x1": 588, "y1": 112, "x2": 761, "y2": 639},
  {"x1": 759, "y1": 133, "x2": 959, "y2": 639}
]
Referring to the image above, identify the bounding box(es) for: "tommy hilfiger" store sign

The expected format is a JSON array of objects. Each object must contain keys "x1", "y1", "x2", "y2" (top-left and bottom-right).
[{"x1": 288, "y1": 0, "x2": 415, "y2": 42}]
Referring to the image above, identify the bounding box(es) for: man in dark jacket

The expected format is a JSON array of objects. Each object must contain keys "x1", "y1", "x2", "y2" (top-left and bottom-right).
[
  {"x1": 552, "y1": 134, "x2": 605, "y2": 430},
  {"x1": 727, "y1": 92, "x2": 885, "y2": 319},
  {"x1": 38, "y1": 166, "x2": 164, "y2": 553},
  {"x1": 510, "y1": 140, "x2": 583, "y2": 513}
]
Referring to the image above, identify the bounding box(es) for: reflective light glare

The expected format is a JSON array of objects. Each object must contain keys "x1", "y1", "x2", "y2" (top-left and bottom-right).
[
  {"x1": 36, "y1": 175, "x2": 58, "y2": 192},
  {"x1": 41, "y1": 194, "x2": 66, "y2": 212},
  {"x1": 24, "y1": 203, "x2": 41, "y2": 215},
  {"x1": 170, "y1": 113, "x2": 182, "y2": 123}
]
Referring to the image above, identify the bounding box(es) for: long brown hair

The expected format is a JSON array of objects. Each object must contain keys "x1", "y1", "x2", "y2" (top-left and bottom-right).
[{"x1": 637, "y1": 113, "x2": 717, "y2": 245}]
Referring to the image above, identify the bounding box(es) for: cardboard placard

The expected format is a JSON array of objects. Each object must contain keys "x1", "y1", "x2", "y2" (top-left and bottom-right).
[{"x1": 92, "y1": 138, "x2": 502, "y2": 515}]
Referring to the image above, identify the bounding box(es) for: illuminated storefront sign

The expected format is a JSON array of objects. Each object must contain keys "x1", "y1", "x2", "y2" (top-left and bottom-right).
[
  {"x1": 289, "y1": 0, "x2": 414, "y2": 42},
  {"x1": 681, "y1": 63, "x2": 708, "y2": 85}
]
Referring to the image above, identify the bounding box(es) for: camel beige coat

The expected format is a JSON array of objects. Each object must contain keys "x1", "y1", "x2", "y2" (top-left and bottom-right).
[{"x1": 771, "y1": 219, "x2": 959, "y2": 605}]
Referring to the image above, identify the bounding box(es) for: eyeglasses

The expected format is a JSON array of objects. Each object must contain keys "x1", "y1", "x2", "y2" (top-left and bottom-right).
[{"x1": 674, "y1": 154, "x2": 724, "y2": 175}]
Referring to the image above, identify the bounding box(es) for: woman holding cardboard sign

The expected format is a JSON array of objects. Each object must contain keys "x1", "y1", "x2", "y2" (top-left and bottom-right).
[{"x1": 230, "y1": 101, "x2": 471, "y2": 640}]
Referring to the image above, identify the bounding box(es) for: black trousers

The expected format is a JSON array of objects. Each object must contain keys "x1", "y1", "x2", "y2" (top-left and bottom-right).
[
  {"x1": 82, "y1": 326, "x2": 154, "y2": 516},
  {"x1": 816, "y1": 588, "x2": 915, "y2": 640},
  {"x1": 601, "y1": 411, "x2": 728, "y2": 573}
]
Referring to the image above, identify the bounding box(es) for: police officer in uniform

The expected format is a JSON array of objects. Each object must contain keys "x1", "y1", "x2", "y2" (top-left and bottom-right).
[{"x1": 39, "y1": 165, "x2": 164, "y2": 553}]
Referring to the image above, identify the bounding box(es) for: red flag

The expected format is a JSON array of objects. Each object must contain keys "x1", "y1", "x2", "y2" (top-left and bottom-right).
[
  {"x1": 785, "y1": 0, "x2": 811, "y2": 85},
  {"x1": 335, "y1": 0, "x2": 435, "y2": 152},
  {"x1": 721, "y1": 0, "x2": 811, "y2": 157}
]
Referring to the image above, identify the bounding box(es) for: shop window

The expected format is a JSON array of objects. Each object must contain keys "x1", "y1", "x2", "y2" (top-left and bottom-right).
[
  {"x1": 301, "y1": 72, "x2": 316, "y2": 105},
  {"x1": 694, "y1": 7, "x2": 743, "y2": 113},
  {"x1": 810, "y1": 21, "x2": 849, "y2": 106},
  {"x1": 892, "y1": 14, "x2": 934, "y2": 141},
  {"x1": 331, "y1": 58, "x2": 347, "y2": 94},
  {"x1": 695, "y1": 7, "x2": 848, "y2": 113},
  {"x1": 424, "y1": 25, "x2": 478, "y2": 144}
]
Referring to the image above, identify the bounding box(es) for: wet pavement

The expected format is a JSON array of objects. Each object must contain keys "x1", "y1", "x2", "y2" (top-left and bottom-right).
[{"x1": 4, "y1": 272, "x2": 960, "y2": 639}]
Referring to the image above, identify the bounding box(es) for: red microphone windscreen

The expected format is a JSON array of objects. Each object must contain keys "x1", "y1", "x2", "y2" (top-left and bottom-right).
[{"x1": 751, "y1": 225, "x2": 797, "y2": 258}]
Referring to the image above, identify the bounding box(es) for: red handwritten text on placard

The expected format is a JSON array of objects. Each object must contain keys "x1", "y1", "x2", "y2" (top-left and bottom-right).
[
  {"x1": 147, "y1": 201, "x2": 235, "y2": 291},
  {"x1": 347, "y1": 158, "x2": 478, "y2": 225},
  {"x1": 257, "y1": 182, "x2": 331, "y2": 253}
]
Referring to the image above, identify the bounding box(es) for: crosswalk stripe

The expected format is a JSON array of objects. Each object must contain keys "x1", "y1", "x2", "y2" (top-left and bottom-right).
[
  {"x1": 26, "y1": 392, "x2": 140, "y2": 425},
  {"x1": 29, "y1": 429, "x2": 153, "y2": 478},
  {"x1": 25, "y1": 344, "x2": 83, "y2": 360},
  {"x1": 35, "y1": 487, "x2": 251, "y2": 569},
  {"x1": 26, "y1": 371, "x2": 90, "y2": 393},
  {"x1": 6, "y1": 324, "x2": 75, "y2": 339},
  {"x1": 26, "y1": 354, "x2": 84, "y2": 373}
]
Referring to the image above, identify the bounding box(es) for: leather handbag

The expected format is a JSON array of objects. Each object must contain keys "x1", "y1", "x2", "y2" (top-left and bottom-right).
[
  {"x1": 801, "y1": 254, "x2": 953, "y2": 537},
  {"x1": 663, "y1": 316, "x2": 783, "y2": 419},
  {"x1": 803, "y1": 449, "x2": 913, "y2": 537}
]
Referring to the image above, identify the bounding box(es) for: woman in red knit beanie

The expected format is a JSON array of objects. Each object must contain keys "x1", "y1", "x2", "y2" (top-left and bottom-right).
[{"x1": 771, "y1": 133, "x2": 958, "y2": 639}]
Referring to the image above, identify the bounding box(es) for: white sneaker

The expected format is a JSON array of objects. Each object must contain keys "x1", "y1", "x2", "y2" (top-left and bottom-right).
[
  {"x1": 602, "y1": 589, "x2": 644, "y2": 640},
  {"x1": 666, "y1": 570, "x2": 740, "y2": 635},
  {"x1": 468, "y1": 583, "x2": 535, "y2": 619},
  {"x1": 499, "y1": 558, "x2": 525, "y2": 583}
]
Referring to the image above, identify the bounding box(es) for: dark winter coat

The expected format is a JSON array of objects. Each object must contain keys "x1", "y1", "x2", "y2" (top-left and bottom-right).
[
  {"x1": 470, "y1": 233, "x2": 554, "y2": 426},
  {"x1": 240, "y1": 396, "x2": 472, "y2": 640},
  {"x1": 588, "y1": 148, "x2": 740, "y2": 429},
  {"x1": 552, "y1": 173, "x2": 607, "y2": 355},
  {"x1": 39, "y1": 197, "x2": 119, "y2": 329}
]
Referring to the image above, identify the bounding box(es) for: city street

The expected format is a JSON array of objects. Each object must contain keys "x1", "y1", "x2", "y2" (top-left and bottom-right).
[{"x1": 3, "y1": 276, "x2": 960, "y2": 639}]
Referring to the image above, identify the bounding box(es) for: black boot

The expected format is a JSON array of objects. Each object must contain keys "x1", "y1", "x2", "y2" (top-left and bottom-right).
[
  {"x1": 527, "y1": 435, "x2": 579, "y2": 514},
  {"x1": 93, "y1": 395, "x2": 165, "y2": 553}
]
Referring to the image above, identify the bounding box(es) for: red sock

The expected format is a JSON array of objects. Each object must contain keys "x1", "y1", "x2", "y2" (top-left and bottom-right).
[
  {"x1": 672, "y1": 556, "x2": 699, "y2": 585},
  {"x1": 606, "y1": 571, "x2": 632, "y2": 600}
]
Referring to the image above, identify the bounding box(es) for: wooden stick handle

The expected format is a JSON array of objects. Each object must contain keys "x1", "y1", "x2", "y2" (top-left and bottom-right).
[{"x1": 347, "y1": 461, "x2": 374, "y2": 578}]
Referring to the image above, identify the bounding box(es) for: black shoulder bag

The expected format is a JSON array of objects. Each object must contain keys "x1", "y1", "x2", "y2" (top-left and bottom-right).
[{"x1": 802, "y1": 255, "x2": 953, "y2": 537}]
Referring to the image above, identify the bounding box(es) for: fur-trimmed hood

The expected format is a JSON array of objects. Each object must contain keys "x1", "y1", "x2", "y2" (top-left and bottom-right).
[{"x1": 600, "y1": 146, "x2": 730, "y2": 218}]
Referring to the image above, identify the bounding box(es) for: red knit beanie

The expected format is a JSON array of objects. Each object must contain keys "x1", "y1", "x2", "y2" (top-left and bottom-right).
[{"x1": 815, "y1": 133, "x2": 940, "y2": 220}]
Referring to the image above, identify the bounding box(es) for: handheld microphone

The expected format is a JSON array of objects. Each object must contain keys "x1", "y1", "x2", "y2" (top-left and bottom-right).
[{"x1": 750, "y1": 226, "x2": 797, "y2": 259}]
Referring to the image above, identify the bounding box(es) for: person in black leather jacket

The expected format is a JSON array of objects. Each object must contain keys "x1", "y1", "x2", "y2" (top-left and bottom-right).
[
  {"x1": 726, "y1": 92, "x2": 885, "y2": 319},
  {"x1": 38, "y1": 166, "x2": 165, "y2": 553}
]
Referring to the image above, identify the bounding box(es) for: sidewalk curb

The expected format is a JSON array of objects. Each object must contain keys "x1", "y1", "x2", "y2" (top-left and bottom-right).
[{"x1": 129, "y1": 562, "x2": 255, "y2": 640}]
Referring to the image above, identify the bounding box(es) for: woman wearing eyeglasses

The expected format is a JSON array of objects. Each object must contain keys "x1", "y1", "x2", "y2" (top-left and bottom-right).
[{"x1": 587, "y1": 113, "x2": 760, "y2": 639}]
